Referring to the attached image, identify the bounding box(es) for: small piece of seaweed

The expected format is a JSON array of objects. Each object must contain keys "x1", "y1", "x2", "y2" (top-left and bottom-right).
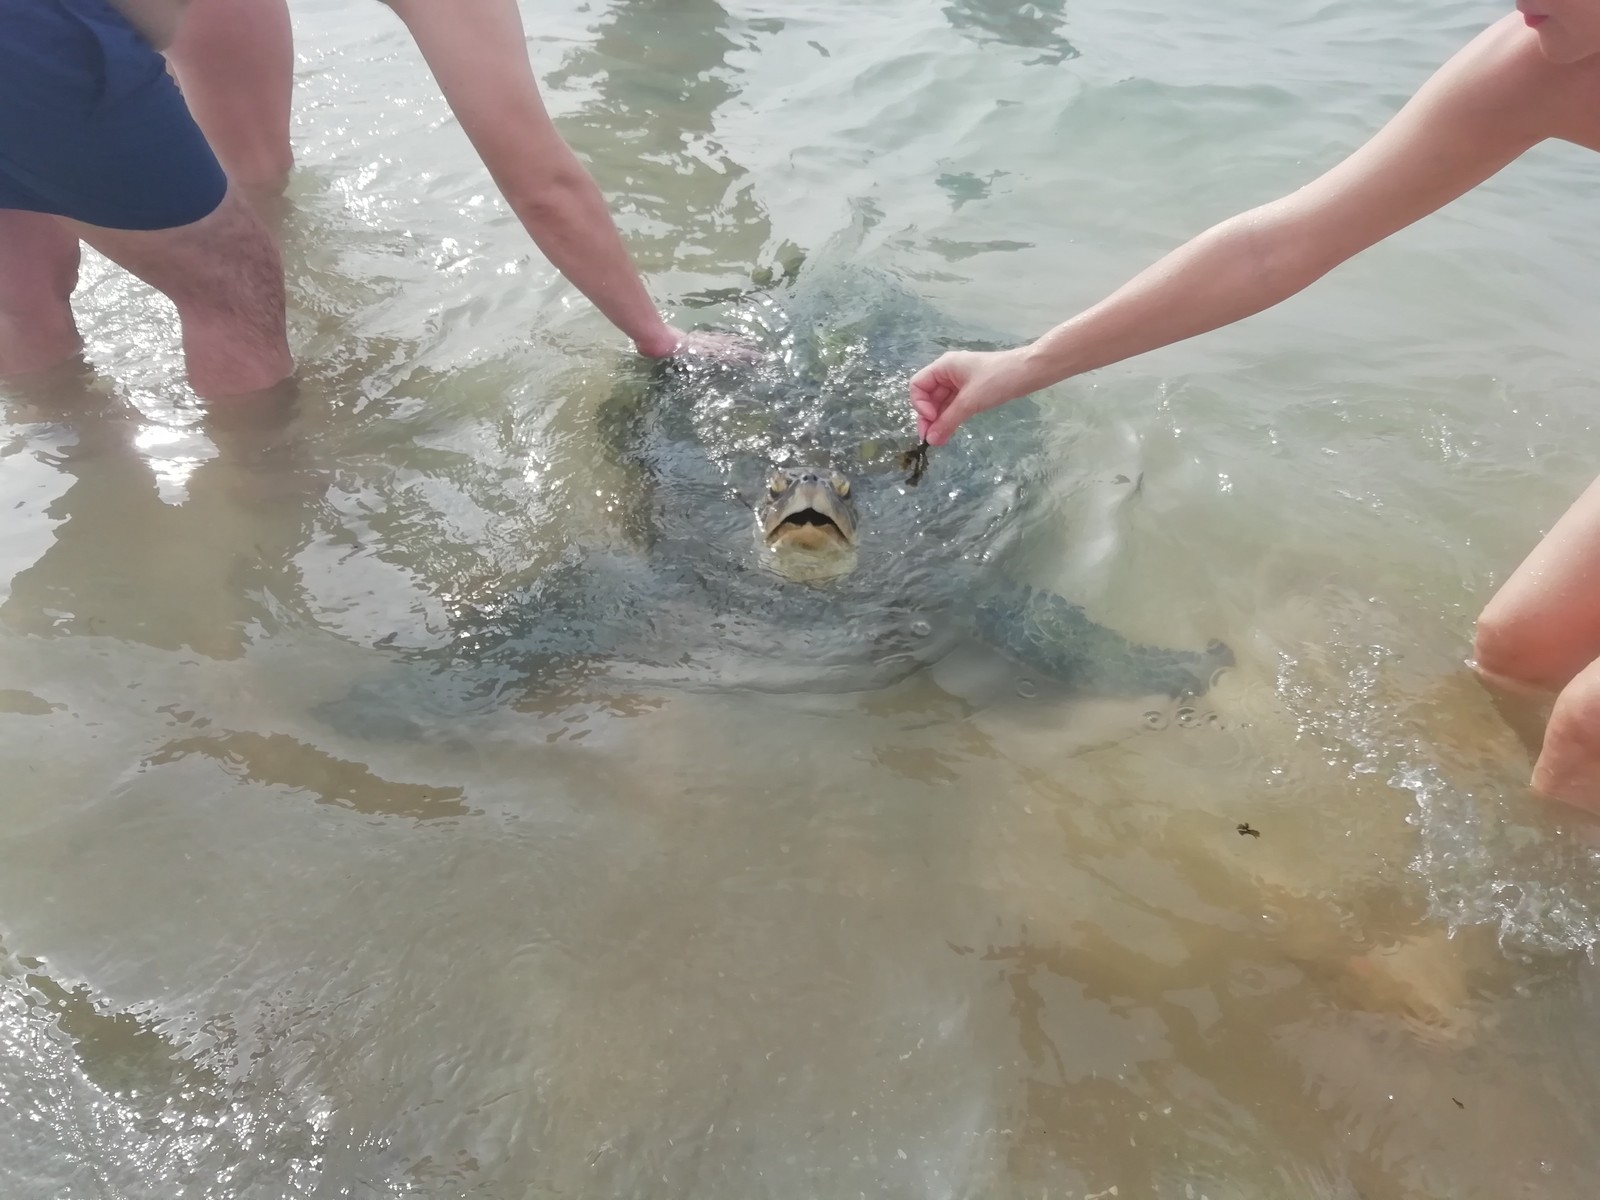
[
  {"x1": 899, "y1": 440, "x2": 932, "y2": 487},
  {"x1": 1236, "y1": 822, "x2": 1261, "y2": 838}
]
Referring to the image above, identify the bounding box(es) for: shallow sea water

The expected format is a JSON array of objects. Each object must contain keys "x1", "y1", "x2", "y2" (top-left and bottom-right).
[{"x1": 5, "y1": 1, "x2": 1600, "y2": 1196}]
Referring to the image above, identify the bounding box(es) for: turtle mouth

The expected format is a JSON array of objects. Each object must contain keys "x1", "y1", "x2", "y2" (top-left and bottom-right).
[
  {"x1": 757, "y1": 470, "x2": 859, "y2": 561},
  {"x1": 768, "y1": 507, "x2": 850, "y2": 550}
]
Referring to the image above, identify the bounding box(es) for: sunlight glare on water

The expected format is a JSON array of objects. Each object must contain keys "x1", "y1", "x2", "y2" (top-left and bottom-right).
[{"x1": 3, "y1": 1, "x2": 1600, "y2": 1197}]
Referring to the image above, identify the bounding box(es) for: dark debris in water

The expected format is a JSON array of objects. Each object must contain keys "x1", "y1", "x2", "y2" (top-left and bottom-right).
[
  {"x1": 899, "y1": 439, "x2": 932, "y2": 487},
  {"x1": 1236, "y1": 822, "x2": 1261, "y2": 839}
]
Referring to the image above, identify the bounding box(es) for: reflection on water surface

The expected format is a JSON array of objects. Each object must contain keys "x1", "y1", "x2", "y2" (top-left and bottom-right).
[{"x1": 3, "y1": 0, "x2": 1600, "y2": 1197}]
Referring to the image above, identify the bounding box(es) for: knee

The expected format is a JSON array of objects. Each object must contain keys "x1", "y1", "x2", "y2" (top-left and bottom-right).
[
  {"x1": 1473, "y1": 594, "x2": 1570, "y2": 693},
  {"x1": 1471, "y1": 605, "x2": 1526, "y2": 686},
  {"x1": 1532, "y1": 668, "x2": 1600, "y2": 805},
  {"x1": 227, "y1": 145, "x2": 294, "y2": 195},
  {"x1": 1547, "y1": 674, "x2": 1600, "y2": 747}
]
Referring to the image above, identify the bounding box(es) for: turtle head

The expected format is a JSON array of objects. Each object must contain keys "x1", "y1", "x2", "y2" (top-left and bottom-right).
[{"x1": 756, "y1": 466, "x2": 859, "y2": 581}]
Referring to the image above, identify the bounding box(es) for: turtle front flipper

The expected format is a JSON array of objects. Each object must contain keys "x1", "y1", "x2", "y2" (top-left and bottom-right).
[{"x1": 973, "y1": 582, "x2": 1233, "y2": 700}]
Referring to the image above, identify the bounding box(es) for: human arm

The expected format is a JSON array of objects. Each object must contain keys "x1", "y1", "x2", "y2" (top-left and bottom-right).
[
  {"x1": 382, "y1": 0, "x2": 684, "y2": 357},
  {"x1": 911, "y1": 15, "x2": 1563, "y2": 444}
]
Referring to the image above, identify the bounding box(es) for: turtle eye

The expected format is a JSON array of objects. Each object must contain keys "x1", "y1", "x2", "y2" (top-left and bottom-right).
[
  {"x1": 767, "y1": 474, "x2": 786, "y2": 497},
  {"x1": 832, "y1": 474, "x2": 851, "y2": 497}
]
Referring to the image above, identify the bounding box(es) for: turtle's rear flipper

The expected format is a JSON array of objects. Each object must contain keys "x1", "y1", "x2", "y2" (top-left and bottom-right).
[
  {"x1": 313, "y1": 677, "x2": 433, "y2": 743},
  {"x1": 311, "y1": 550, "x2": 644, "y2": 744},
  {"x1": 974, "y1": 583, "x2": 1233, "y2": 700}
]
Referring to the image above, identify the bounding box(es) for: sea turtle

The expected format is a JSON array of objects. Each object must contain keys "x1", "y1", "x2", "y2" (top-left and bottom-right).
[{"x1": 337, "y1": 266, "x2": 1232, "y2": 724}]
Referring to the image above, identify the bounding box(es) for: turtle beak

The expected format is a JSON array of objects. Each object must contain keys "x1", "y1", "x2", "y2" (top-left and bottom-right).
[
  {"x1": 761, "y1": 476, "x2": 857, "y2": 550},
  {"x1": 768, "y1": 507, "x2": 849, "y2": 550}
]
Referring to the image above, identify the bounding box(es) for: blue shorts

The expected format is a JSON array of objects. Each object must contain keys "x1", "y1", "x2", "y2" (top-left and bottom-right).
[{"x1": 0, "y1": 0, "x2": 227, "y2": 231}]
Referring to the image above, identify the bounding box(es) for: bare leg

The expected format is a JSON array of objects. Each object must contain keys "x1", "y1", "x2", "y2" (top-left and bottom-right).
[
  {"x1": 67, "y1": 185, "x2": 292, "y2": 399},
  {"x1": 0, "y1": 211, "x2": 83, "y2": 377},
  {"x1": 166, "y1": 0, "x2": 296, "y2": 194},
  {"x1": 1530, "y1": 655, "x2": 1600, "y2": 811},
  {"x1": 1473, "y1": 474, "x2": 1600, "y2": 810},
  {"x1": 1474, "y1": 474, "x2": 1600, "y2": 691}
]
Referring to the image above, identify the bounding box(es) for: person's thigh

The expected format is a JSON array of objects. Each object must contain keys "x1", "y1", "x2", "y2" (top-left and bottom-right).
[
  {"x1": 1474, "y1": 474, "x2": 1600, "y2": 692},
  {"x1": 0, "y1": 210, "x2": 83, "y2": 376},
  {"x1": 167, "y1": 0, "x2": 296, "y2": 192}
]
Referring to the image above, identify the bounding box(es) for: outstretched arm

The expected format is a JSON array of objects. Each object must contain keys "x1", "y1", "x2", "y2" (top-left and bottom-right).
[
  {"x1": 911, "y1": 15, "x2": 1562, "y2": 444},
  {"x1": 383, "y1": 0, "x2": 684, "y2": 357}
]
